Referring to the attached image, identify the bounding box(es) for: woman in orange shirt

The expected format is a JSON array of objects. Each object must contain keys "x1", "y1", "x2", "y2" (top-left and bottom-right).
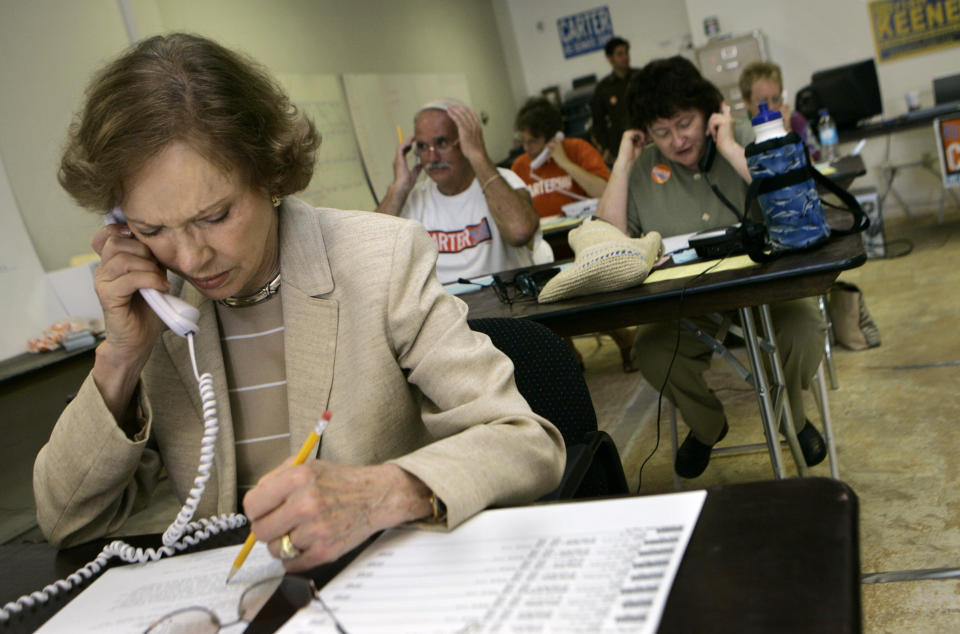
[
  {"x1": 511, "y1": 98, "x2": 636, "y2": 373},
  {"x1": 511, "y1": 98, "x2": 610, "y2": 218}
]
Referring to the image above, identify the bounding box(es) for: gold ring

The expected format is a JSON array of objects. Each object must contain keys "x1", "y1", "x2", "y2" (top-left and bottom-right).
[{"x1": 279, "y1": 533, "x2": 301, "y2": 560}]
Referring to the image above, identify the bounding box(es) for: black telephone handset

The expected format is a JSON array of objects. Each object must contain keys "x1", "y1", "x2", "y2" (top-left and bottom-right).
[
  {"x1": 699, "y1": 131, "x2": 745, "y2": 225},
  {"x1": 698, "y1": 102, "x2": 723, "y2": 174},
  {"x1": 698, "y1": 134, "x2": 716, "y2": 174}
]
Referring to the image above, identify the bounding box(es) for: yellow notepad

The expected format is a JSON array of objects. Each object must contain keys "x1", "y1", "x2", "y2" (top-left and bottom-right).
[{"x1": 644, "y1": 254, "x2": 757, "y2": 284}]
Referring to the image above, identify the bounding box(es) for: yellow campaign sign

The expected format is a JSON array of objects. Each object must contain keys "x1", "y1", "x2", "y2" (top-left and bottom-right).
[{"x1": 869, "y1": 0, "x2": 960, "y2": 62}]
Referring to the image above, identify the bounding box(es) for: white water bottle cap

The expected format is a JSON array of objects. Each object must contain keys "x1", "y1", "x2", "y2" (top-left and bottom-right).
[{"x1": 751, "y1": 102, "x2": 787, "y2": 144}]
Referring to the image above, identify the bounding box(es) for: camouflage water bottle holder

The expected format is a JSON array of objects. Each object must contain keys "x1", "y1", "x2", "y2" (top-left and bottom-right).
[{"x1": 742, "y1": 132, "x2": 869, "y2": 263}]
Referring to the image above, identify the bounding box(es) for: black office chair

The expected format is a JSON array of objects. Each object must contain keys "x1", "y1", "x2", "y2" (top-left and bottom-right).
[{"x1": 467, "y1": 318, "x2": 629, "y2": 501}]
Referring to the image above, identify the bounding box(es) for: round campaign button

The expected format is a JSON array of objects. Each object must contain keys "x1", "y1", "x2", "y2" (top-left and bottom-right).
[{"x1": 651, "y1": 164, "x2": 671, "y2": 184}]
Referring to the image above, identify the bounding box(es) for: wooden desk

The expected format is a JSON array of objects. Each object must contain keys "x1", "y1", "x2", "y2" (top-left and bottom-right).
[
  {"x1": 838, "y1": 103, "x2": 960, "y2": 143},
  {"x1": 0, "y1": 343, "x2": 98, "y2": 384},
  {"x1": 538, "y1": 159, "x2": 865, "y2": 268},
  {"x1": 465, "y1": 233, "x2": 865, "y2": 478},
  {"x1": 0, "y1": 478, "x2": 860, "y2": 634},
  {"x1": 462, "y1": 232, "x2": 865, "y2": 338},
  {"x1": 821, "y1": 154, "x2": 867, "y2": 192},
  {"x1": 0, "y1": 348, "x2": 96, "y2": 545},
  {"x1": 662, "y1": 478, "x2": 861, "y2": 632}
]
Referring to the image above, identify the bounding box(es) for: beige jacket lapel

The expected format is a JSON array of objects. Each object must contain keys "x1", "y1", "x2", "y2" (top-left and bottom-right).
[
  {"x1": 156, "y1": 199, "x2": 337, "y2": 513},
  {"x1": 279, "y1": 200, "x2": 339, "y2": 457},
  {"x1": 162, "y1": 281, "x2": 236, "y2": 515}
]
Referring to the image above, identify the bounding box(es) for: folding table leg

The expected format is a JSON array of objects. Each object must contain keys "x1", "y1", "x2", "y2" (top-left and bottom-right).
[
  {"x1": 817, "y1": 294, "x2": 839, "y2": 390},
  {"x1": 758, "y1": 305, "x2": 809, "y2": 477},
  {"x1": 862, "y1": 567, "x2": 960, "y2": 583},
  {"x1": 738, "y1": 306, "x2": 786, "y2": 479},
  {"x1": 670, "y1": 307, "x2": 821, "y2": 482},
  {"x1": 814, "y1": 363, "x2": 840, "y2": 479}
]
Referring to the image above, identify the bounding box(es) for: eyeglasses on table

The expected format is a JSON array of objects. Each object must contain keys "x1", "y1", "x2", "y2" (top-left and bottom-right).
[
  {"x1": 457, "y1": 267, "x2": 561, "y2": 304},
  {"x1": 142, "y1": 574, "x2": 348, "y2": 633},
  {"x1": 457, "y1": 275, "x2": 528, "y2": 304}
]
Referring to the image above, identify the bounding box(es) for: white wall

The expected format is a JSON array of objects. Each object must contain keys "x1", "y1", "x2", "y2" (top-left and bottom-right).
[
  {"x1": 683, "y1": 0, "x2": 960, "y2": 215},
  {"x1": 499, "y1": 0, "x2": 959, "y2": 215},
  {"x1": 0, "y1": 0, "x2": 521, "y2": 270},
  {"x1": 491, "y1": 0, "x2": 529, "y2": 109},
  {"x1": 5, "y1": 0, "x2": 956, "y2": 273},
  {"x1": 0, "y1": 1, "x2": 131, "y2": 274},
  {"x1": 500, "y1": 0, "x2": 692, "y2": 100}
]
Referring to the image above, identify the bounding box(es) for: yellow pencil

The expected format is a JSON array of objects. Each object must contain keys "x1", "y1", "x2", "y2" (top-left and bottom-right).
[
  {"x1": 397, "y1": 125, "x2": 403, "y2": 143},
  {"x1": 226, "y1": 410, "x2": 333, "y2": 583}
]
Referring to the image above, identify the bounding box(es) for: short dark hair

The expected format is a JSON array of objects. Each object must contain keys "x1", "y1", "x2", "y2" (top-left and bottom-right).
[
  {"x1": 627, "y1": 56, "x2": 723, "y2": 131},
  {"x1": 604, "y1": 37, "x2": 629, "y2": 57},
  {"x1": 514, "y1": 97, "x2": 563, "y2": 139},
  {"x1": 59, "y1": 33, "x2": 320, "y2": 212}
]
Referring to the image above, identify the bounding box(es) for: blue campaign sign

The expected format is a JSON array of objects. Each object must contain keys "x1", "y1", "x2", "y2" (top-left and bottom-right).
[{"x1": 557, "y1": 6, "x2": 614, "y2": 59}]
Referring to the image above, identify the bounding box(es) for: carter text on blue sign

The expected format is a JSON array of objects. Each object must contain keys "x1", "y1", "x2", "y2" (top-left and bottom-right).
[{"x1": 557, "y1": 7, "x2": 614, "y2": 59}]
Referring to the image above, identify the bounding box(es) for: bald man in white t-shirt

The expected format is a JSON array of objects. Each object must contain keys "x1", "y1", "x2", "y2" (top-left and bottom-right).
[{"x1": 376, "y1": 99, "x2": 541, "y2": 283}]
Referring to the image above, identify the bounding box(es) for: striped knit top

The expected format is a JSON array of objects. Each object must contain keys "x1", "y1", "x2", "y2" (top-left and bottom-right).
[{"x1": 215, "y1": 291, "x2": 289, "y2": 498}]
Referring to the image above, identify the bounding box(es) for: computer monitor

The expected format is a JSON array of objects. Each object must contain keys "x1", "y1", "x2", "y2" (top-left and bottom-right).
[
  {"x1": 810, "y1": 58, "x2": 883, "y2": 131},
  {"x1": 933, "y1": 72, "x2": 960, "y2": 105},
  {"x1": 572, "y1": 74, "x2": 597, "y2": 90}
]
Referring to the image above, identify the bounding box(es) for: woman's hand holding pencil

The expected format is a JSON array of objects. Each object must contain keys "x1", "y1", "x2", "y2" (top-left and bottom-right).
[{"x1": 229, "y1": 410, "x2": 439, "y2": 578}]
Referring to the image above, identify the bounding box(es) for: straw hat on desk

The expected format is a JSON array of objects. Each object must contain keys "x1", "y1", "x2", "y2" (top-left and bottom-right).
[{"x1": 538, "y1": 218, "x2": 662, "y2": 303}]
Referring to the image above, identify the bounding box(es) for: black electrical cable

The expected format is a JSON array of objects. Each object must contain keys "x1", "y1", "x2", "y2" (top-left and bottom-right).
[
  {"x1": 635, "y1": 242, "x2": 736, "y2": 490},
  {"x1": 879, "y1": 239, "x2": 914, "y2": 259}
]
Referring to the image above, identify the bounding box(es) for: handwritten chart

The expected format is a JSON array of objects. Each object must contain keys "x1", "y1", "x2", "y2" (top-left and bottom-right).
[{"x1": 276, "y1": 73, "x2": 376, "y2": 212}]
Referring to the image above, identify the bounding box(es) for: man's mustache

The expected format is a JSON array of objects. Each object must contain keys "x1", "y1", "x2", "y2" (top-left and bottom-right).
[{"x1": 425, "y1": 161, "x2": 452, "y2": 171}]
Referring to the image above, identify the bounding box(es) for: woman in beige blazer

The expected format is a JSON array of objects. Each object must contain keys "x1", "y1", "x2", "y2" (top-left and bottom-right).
[{"x1": 34, "y1": 33, "x2": 564, "y2": 571}]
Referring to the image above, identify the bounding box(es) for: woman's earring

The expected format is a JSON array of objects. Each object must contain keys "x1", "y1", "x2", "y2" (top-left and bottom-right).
[{"x1": 271, "y1": 195, "x2": 282, "y2": 208}]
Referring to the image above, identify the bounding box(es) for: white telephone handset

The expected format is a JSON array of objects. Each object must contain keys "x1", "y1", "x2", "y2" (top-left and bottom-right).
[
  {"x1": 530, "y1": 131, "x2": 564, "y2": 170},
  {"x1": 2, "y1": 209, "x2": 241, "y2": 621},
  {"x1": 105, "y1": 207, "x2": 200, "y2": 337}
]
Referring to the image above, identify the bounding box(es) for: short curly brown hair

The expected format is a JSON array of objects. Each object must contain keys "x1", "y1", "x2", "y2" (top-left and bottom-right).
[
  {"x1": 514, "y1": 97, "x2": 563, "y2": 139},
  {"x1": 59, "y1": 33, "x2": 320, "y2": 212},
  {"x1": 627, "y1": 56, "x2": 723, "y2": 132}
]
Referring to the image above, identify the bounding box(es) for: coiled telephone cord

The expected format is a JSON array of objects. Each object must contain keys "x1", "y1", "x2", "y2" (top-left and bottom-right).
[{"x1": 0, "y1": 333, "x2": 246, "y2": 623}]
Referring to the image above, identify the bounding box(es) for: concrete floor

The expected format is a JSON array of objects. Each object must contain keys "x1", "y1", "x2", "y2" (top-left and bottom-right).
[
  {"x1": 575, "y1": 212, "x2": 960, "y2": 633},
  {"x1": 4, "y1": 212, "x2": 958, "y2": 631}
]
